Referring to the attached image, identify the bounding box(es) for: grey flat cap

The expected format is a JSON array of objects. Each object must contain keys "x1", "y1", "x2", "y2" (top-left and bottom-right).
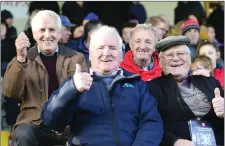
[{"x1": 155, "y1": 36, "x2": 190, "y2": 52}]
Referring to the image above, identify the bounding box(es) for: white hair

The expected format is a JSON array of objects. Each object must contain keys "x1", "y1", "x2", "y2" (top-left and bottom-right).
[
  {"x1": 31, "y1": 10, "x2": 61, "y2": 32},
  {"x1": 89, "y1": 25, "x2": 123, "y2": 52},
  {"x1": 129, "y1": 23, "x2": 158, "y2": 44}
]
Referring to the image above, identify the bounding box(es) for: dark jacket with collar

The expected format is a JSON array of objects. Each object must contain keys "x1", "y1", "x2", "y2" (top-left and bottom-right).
[
  {"x1": 41, "y1": 69, "x2": 163, "y2": 146},
  {"x1": 2, "y1": 44, "x2": 87, "y2": 128},
  {"x1": 147, "y1": 74, "x2": 224, "y2": 146}
]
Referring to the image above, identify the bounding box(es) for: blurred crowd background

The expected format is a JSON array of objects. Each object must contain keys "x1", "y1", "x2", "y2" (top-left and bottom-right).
[{"x1": 1, "y1": 1, "x2": 224, "y2": 145}]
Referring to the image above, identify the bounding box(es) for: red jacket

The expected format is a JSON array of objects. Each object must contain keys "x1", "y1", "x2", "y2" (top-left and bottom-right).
[
  {"x1": 120, "y1": 50, "x2": 162, "y2": 81},
  {"x1": 214, "y1": 68, "x2": 224, "y2": 89}
]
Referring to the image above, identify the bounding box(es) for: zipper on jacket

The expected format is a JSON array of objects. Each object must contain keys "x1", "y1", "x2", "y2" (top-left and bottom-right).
[
  {"x1": 110, "y1": 98, "x2": 120, "y2": 146},
  {"x1": 96, "y1": 78, "x2": 120, "y2": 146},
  {"x1": 94, "y1": 75, "x2": 139, "y2": 146}
]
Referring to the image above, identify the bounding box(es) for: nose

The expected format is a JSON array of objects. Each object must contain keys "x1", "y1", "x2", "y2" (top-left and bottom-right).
[
  {"x1": 140, "y1": 41, "x2": 146, "y2": 48},
  {"x1": 102, "y1": 47, "x2": 110, "y2": 56},
  {"x1": 44, "y1": 29, "x2": 50, "y2": 38}
]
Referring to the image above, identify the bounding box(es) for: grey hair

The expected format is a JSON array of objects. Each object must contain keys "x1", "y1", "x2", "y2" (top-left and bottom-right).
[
  {"x1": 129, "y1": 23, "x2": 158, "y2": 44},
  {"x1": 31, "y1": 10, "x2": 61, "y2": 32},
  {"x1": 89, "y1": 25, "x2": 123, "y2": 52}
]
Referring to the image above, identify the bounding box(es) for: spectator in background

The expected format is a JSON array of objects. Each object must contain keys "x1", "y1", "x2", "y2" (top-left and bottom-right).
[
  {"x1": 71, "y1": 12, "x2": 99, "y2": 41},
  {"x1": 1, "y1": 19, "x2": 17, "y2": 76},
  {"x1": 1, "y1": 18, "x2": 19, "y2": 130},
  {"x1": 168, "y1": 10, "x2": 207, "y2": 41},
  {"x1": 174, "y1": 1, "x2": 206, "y2": 25},
  {"x1": 72, "y1": 20, "x2": 103, "y2": 66},
  {"x1": 83, "y1": 12, "x2": 99, "y2": 26},
  {"x1": 207, "y1": 24, "x2": 224, "y2": 68},
  {"x1": 41, "y1": 25, "x2": 163, "y2": 146},
  {"x1": 129, "y1": 1, "x2": 147, "y2": 23},
  {"x1": 158, "y1": 14, "x2": 170, "y2": 35},
  {"x1": 148, "y1": 36, "x2": 224, "y2": 146},
  {"x1": 146, "y1": 16, "x2": 168, "y2": 41},
  {"x1": 196, "y1": 40, "x2": 224, "y2": 89},
  {"x1": 187, "y1": 11, "x2": 209, "y2": 41},
  {"x1": 121, "y1": 24, "x2": 162, "y2": 81},
  {"x1": 181, "y1": 19, "x2": 200, "y2": 61},
  {"x1": 1, "y1": 10, "x2": 17, "y2": 39},
  {"x1": 72, "y1": 25, "x2": 84, "y2": 40},
  {"x1": 207, "y1": 2, "x2": 224, "y2": 45},
  {"x1": 191, "y1": 55, "x2": 213, "y2": 76},
  {"x1": 62, "y1": 1, "x2": 88, "y2": 26},
  {"x1": 2, "y1": 10, "x2": 87, "y2": 146},
  {"x1": 86, "y1": 1, "x2": 134, "y2": 35},
  {"x1": 58, "y1": 15, "x2": 80, "y2": 52},
  {"x1": 121, "y1": 21, "x2": 137, "y2": 53},
  {"x1": 207, "y1": 24, "x2": 224, "y2": 60}
]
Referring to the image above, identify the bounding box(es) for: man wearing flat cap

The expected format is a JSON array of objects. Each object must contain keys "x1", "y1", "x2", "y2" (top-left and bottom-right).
[{"x1": 147, "y1": 36, "x2": 224, "y2": 146}]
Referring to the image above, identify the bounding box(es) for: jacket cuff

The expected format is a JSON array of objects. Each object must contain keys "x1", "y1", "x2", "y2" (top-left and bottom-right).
[{"x1": 13, "y1": 57, "x2": 28, "y2": 70}]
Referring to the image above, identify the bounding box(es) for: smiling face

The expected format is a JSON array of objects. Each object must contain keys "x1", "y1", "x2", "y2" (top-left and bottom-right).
[
  {"x1": 159, "y1": 45, "x2": 191, "y2": 82},
  {"x1": 89, "y1": 32, "x2": 122, "y2": 75},
  {"x1": 130, "y1": 27, "x2": 156, "y2": 65},
  {"x1": 32, "y1": 15, "x2": 61, "y2": 55}
]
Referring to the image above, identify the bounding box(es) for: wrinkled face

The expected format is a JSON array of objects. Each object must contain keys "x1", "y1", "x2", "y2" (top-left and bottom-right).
[
  {"x1": 60, "y1": 25, "x2": 71, "y2": 44},
  {"x1": 122, "y1": 27, "x2": 133, "y2": 44},
  {"x1": 153, "y1": 22, "x2": 167, "y2": 40},
  {"x1": 198, "y1": 44, "x2": 217, "y2": 69},
  {"x1": 159, "y1": 45, "x2": 191, "y2": 81},
  {"x1": 73, "y1": 25, "x2": 84, "y2": 39},
  {"x1": 130, "y1": 28, "x2": 156, "y2": 64},
  {"x1": 184, "y1": 28, "x2": 199, "y2": 45},
  {"x1": 89, "y1": 34, "x2": 122, "y2": 75},
  {"x1": 32, "y1": 16, "x2": 61, "y2": 55},
  {"x1": 207, "y1": 27, "x2": 216, "y2": 42},
  {"x1": 1, "y1": 23, "x2": 7, "y2": 40}
]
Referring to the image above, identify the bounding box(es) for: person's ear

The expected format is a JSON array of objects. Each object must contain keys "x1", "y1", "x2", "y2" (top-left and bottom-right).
[{"x1": 216, "y1": 51, "x2": 220, "y2": 60}]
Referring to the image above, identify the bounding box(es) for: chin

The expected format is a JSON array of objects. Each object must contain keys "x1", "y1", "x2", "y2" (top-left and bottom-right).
[{"x1": 137, "y1": 56, "x2": 148, "y2": 62}]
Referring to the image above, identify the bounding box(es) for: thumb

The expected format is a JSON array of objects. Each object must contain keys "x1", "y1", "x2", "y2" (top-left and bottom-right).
[
  {"x1": 214, "y1": 87, "x2": 221, "y2": 98},
  {"x1": 75, "y1": 64, "x2": 82, "y2": 74}
]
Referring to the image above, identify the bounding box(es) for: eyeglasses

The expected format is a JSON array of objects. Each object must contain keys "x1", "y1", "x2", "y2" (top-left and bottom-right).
[{"x1": 163, "y1": 52, "x2": 190, "y2": 60}]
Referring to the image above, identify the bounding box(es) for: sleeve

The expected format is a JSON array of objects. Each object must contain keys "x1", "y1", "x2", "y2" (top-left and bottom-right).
[
  {"x1": 132, "y1": 81, "x2": 164, "y2": 146},
  {"x1": 68, "y1": 52, "x2": 87, "y2": 76},
  {"x1": 148, "y1": 79, "x2": 180, "y2": 146},
  {"x1": 2, "y1": 57, "x2": 27, "y2": 100},
  {"x1": 41, "y1": 77, "x2": 81, "y2": 132}
]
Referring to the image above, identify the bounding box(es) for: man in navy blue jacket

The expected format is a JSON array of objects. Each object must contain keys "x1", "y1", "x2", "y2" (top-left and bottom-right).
[{"x1": 41, "y1": 25, "x2": 163, "y2": 146}]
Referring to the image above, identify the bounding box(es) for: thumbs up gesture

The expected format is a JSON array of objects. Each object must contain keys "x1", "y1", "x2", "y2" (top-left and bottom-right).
[
  {"x1": 73, "y1": 64, "x2": 93, "y2": 92},
  {"x1": 212, "y1": 88, "x2": 224, "y2": 118}
]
